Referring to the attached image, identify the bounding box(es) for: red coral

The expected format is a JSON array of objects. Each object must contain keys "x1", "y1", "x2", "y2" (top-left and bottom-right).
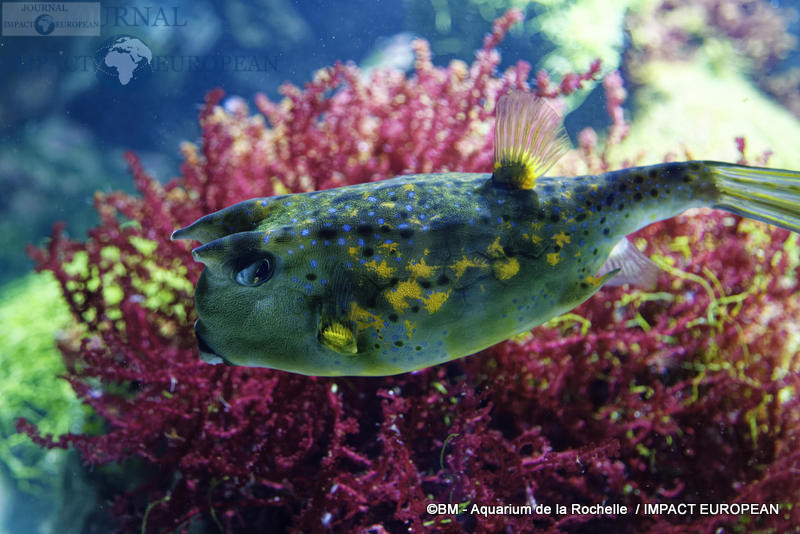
[{"x1": 21, "y1": 9, "x2": 800, "y2": 533}]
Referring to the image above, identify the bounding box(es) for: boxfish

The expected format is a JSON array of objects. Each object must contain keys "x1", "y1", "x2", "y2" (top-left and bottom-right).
[{"x1": 173, "y1": 92, "x2": 800, "y2": 376}]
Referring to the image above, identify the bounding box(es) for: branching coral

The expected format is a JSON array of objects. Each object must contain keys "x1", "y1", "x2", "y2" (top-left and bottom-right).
[{"x1": 19, "y1": 9, "x2": 800, "y2": 533}]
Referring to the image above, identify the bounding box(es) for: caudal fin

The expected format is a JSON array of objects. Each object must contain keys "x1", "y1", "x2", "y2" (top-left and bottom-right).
[{"x1": 710, "y1": 163, "x2": 800, "y2": 233}]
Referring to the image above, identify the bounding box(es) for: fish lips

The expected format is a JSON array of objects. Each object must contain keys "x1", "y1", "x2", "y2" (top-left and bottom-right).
[{"x1": 194, "y1": 320, "x2": 233, "y2": 366}]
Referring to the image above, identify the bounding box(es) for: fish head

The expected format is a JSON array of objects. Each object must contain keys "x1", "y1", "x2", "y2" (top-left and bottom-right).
[{"x1": 172, "y1": 200, "x2": 337, "y2": 374}]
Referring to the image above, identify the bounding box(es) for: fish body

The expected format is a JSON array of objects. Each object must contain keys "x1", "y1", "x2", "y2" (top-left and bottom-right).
[{"x1": 174, "y1": 94, "x2": 800, "y2": 376}]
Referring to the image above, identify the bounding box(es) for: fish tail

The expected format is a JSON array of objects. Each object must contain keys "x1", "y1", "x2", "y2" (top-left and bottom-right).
[{"x1": 709, "y1": 162, "x2": 800, "y2": 233}]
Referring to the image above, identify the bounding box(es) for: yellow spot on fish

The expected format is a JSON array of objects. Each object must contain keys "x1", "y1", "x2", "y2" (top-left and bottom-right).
[
  {"x1": 320, "y1": 321, "x2": 357, "y2": 354},
  {"x1": 584, "y1": 274, "x2": 605, "y2": 287},
  {"x1": 487, "y1": 237, "x2": 504, "y2": 256},
  {"x1": 422, "y1": 289, "x2": 452, "y2": 313},
  {"x1": 365, "y1": 260, "x2": 396, "y2": 279},
  {"x1": 492, "y1": 257, "x2": 520, "y2": 280},
  {"x1": 384, "y1": 280, "x2": 422, "y2": 313},
  {"x1": 553, "y1": 231, "x2": 571, "y2": 247},
  {"x1": 350, "y1": 302, "x2": 385, "y2": 331},
  {"x1": 574, "y1": 249, "x2": 581, "y2": 258},
  {"x1": 348, "y1": 246, "x2": 360, "y2": 258},
  {"x1": 407, "y1": 258, "x2": 437, "y2": 278},
  {"x1": 402, "y1": 183, "x2": 415, "y2": 191},
  {"x1": 404, "y1": 319, "x2": 416, "y2": 341},
  {"x1": 380, "y1": 202, "x2": 396, "y2": 210},
  {"x1": 528, "y1": 222, "x2": 545, "y2": 244},
  {"x1": 450, "y1": 256, "x2": 489, "y2": 279},
  {"x1": 378, "y1": 242, "x2": 399, "y2": 255},
  {"x1": 546, "y1": 252, "x2": 562, "y2": 266},
  {"x1": 530, "y1": 233, "x2": 543, "y2": 244}
]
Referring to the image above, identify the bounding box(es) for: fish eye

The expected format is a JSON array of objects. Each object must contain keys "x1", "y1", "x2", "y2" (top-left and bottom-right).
[{"x1": 235, "y1": 257, "x2": 273, "y2": 287}]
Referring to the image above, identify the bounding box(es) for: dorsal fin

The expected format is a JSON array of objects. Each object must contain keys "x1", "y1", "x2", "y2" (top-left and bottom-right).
[{"x1": 493, "y1": 92, "x2": 569, "y2": 190}]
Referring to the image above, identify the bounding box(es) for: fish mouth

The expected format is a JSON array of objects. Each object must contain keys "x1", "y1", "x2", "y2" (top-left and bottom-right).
[{"x1": 194, "y1": 320, "x2": 232, "y2": 366}]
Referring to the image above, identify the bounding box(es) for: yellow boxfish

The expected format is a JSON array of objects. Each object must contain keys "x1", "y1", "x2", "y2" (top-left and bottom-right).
[{"x1": 173, "y1": 92, "x2": 800, "y2": 376}]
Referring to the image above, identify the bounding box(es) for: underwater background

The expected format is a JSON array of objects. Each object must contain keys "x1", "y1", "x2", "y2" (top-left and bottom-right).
[{"x1": 2, "y1": 0, "x2": 800, "y2": 532}]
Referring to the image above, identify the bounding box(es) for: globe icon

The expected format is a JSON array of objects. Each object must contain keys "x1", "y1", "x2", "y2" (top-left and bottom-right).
[
  {"x1": 34, "y1": 14, "x2": 55, "y2": 35},
  {"x1": 94, "y1": 35, "x2": 153, "y2": 92}
]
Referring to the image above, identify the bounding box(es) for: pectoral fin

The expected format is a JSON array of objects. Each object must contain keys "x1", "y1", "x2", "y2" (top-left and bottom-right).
[
  {"x1": 317, "y1": 265, "x2": 360, "y2": 355},
  {"x1": 319, "y1": 321, "x2": 358, "y2": 354},
  {"x1": 598, "y1": 238, "x2": 661, "y2": 289}
]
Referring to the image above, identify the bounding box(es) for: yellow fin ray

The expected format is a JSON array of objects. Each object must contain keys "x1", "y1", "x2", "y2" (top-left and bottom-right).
[
  {"x1": 492, "y1": 92, "x2": 569, "y2": 190},
  {"x1": 320, "y1": 321, "x2": 358, "y2": 355}
]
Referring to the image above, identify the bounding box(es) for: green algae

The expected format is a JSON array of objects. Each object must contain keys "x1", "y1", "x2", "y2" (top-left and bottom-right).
[
  {"x1": 0, "y1": 272, "x2": 88, "y2": 494},
  {"x1": 617, "y1": 52, "x2": 800, "y2": 169}
]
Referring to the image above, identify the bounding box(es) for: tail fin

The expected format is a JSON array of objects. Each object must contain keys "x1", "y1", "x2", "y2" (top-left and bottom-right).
[{"x1": 710, "y1": 163, "x2": 800, "y2": 233}]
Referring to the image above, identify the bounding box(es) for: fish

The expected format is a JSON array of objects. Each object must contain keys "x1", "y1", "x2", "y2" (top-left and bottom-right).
[{"x1": 172, "y1": 92, "x2": 800, "y2": 376}]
